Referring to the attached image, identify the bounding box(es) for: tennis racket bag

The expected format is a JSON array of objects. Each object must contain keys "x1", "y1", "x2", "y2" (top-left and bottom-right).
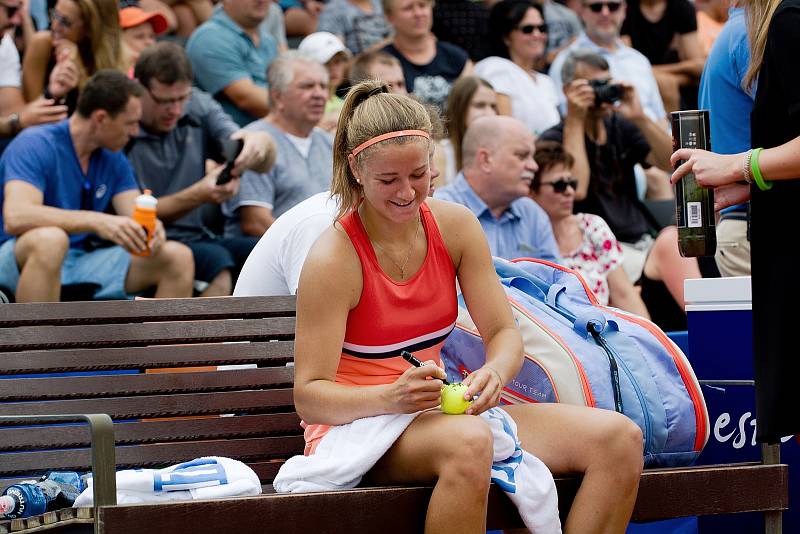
[{"x1": 440, "y1": 257, "x2": 709, "y2": 467}]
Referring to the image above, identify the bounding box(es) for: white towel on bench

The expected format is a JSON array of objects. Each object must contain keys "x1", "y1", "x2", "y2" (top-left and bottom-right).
[
  {"x1": 273, "y1": 408, "x2": 561, "y2": 533},
  {"x1": 73, "y1": 456, "x2": 261, "y2": 506}
]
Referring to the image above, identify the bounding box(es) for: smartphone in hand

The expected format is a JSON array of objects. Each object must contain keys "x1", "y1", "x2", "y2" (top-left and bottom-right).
[{"x1": 216, "y1": 139, "x2": 245, "y2": 186}]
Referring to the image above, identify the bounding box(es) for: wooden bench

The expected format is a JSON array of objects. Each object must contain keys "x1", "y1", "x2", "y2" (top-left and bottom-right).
[{"x1": 0, "y1": 296, "x2": 788, "y2": 534}]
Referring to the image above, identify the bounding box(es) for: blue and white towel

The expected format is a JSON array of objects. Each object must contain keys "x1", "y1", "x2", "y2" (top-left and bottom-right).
[
  {"x1": 73, "y1": 457, "x2": 261, "y2": 506},
  {"x1": 273, "y1": 408, "x2": 561, "y2": 533}
]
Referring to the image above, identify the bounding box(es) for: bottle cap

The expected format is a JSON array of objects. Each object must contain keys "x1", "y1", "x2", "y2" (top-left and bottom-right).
[
  {"x1": 0, "y1": 494, "x2": 18, "y2": 516},
  {"x1": 136, "y1": 189, "x2": 158, "y2": 209}
]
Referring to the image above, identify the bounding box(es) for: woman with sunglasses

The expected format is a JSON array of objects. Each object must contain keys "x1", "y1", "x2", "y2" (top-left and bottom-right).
[
  {"x1": 474, "y1": 0, "x2": 561, "y2": 137},
  {"x1": 21, "y1": 0, "x2": 125, "y2": 110},
  {"x1": 530, "y1": 141, "x2": 650, "y2": 317}
]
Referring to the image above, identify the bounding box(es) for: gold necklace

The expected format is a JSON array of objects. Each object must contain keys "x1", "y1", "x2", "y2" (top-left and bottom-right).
[{"x1": 367, "y1": 216, "x2": 422, "y2": 280}]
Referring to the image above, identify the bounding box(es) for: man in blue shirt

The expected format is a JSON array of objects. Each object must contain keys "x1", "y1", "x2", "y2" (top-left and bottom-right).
[
  {"x1": 0, "y1": 70, "x2": 194, "y2": 302},
  {"x1": 697, "y1": 5, "x2": 751, "y2": 277},
  {"x1": 435, "y1": 115, "x2": 560, "y2": 262},
  {"x1": 187, "y1": 0, "x2": 279, "y2": 127}
]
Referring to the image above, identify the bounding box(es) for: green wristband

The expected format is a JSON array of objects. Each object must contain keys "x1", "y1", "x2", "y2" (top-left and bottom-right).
[{"x1": 750, "y1": 147, "x2": 773, "y2": 191}]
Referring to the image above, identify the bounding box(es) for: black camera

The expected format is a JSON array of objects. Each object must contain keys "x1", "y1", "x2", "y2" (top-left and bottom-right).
[{"x1": 588, "y1": 79, "x2": 624, "y2": 106}]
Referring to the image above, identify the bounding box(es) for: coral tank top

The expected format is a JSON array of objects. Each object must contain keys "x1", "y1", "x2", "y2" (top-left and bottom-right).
[{"x1": 302, "y1": 202, "x2": 458, "y2": 454}]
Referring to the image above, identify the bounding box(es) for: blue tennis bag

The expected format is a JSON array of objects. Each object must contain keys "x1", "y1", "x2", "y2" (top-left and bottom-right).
[{"x1": 441, "y1": 257, "x2": 709, "y2": 467}]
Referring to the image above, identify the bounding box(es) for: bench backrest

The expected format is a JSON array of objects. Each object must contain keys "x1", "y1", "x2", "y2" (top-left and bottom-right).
[{"x1": 0, "y1": 296, "x2": 303, "y2": 487}]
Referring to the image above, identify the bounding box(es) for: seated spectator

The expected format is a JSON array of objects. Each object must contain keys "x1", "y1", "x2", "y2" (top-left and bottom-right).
[
  {"x1": 348, "y1": 50, "x2": 406, "y2": 93},
  {"x1": 540, "y1": 0, "x2": 582, "y2": 68},
  {"x1": 0, "y1": 70, "x2": 194, "y2": 302},
  {"x1": 298, "y1": 31, "x2": 351, "y2": 132},
  {"x1": 541, "y1": 49, "x2": 673, "y2": 281},
  {"x1": 475, "y1": 0, "x2": 561, "y2": 136},
  {"x1": 317, "y1": 0, "x2": 392, "y2": 55},
  {"x1": 529, "y1": 141, "x2": 650, "y2": 317},
  {"x1": 434, "y1": 115, "x2": 559, "y2": 261},
  {"x1": 186, "y1": 0, "x2": 278, "y2": 127},
  {"x1": 695, "y1": 0, "x2": 729, "y2": 57},
  {"x1": 261, "y1": 0, "x2": 289, "y2": 52},
  {"x1": 1, "y1": 0, "x2": 67, "y2": 140},
  {"x1": 382, "y1": 0, "x2": 471, "y2": 110},
  {"x1": 621, "y1": 0, "x2": 705, "y2": 113},
  {"x1": 126, "y1": 43, "x2": 277, "y2": 296},
  {"x1": 548, "y1": 0, "x2": 667, "y2": 126},
  {"x1": 224, "y1": 51, "x2": 332, "y2": 237},
  {"x1": 129, "y1": 0, "x2": 177, "y2": 37},
  {"x1": 119, "y1": 6, "x2": 168, "y2": 71},
  {"x1": 22, "y1": 0, "x2": 126, "y2": 113},
  {"x1": 437, "y1": 75, "x2": 497, "y2": 186},
  {"x1": 431, "y1": 0, "x2": 492, "y2": 61},
  {"x1": 161, "y1": 0, "x2": 212, "y2": 39},
  {"x1": 281, "y1": 0, "x2": 323, "y2": 39}
]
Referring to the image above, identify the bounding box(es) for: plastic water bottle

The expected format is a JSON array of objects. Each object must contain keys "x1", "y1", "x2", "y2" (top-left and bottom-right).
[
  {"x1": 0, "y1": 472, "x2": 84, "y2": 519},
  {"x1": 671, "y1": 110, "x2": 716, "y2": 257},
  {"x1": 132, "y1": 189, "x2": 158, "y2": 257}
]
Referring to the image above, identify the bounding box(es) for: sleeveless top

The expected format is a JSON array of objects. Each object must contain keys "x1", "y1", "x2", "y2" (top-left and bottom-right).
[{"x1": 302, "y1": 202, "x2": 458, "y2": 454}]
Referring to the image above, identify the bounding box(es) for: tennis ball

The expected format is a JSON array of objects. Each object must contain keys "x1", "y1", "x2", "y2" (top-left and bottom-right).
[{"x1": 441, "y1": 383, "x2": 472, "y2": 415}]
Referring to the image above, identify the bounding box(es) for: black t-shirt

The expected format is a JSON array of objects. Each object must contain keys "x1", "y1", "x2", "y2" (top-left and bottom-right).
[
  {"x1": 540, "y1": 114, "x2": 653, "y2": 243},
  {"x1": 432, "y1": 0, "x2": 492, "y2": 62},
  {"x1": 382, "y1": 41, "x2": 469, "y2": 110},
  {"x1": 748, "y1": 0, "x2": 800, "y2": 442},
  {"x1": 621, "y1": 0, "x2": 697, "y2": 65}
]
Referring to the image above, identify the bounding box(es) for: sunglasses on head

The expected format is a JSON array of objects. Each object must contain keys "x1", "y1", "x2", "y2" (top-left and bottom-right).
[
  {"x1": 517, "y1": 23, "x2": 548, "y2": 34},
  {"x1": 586, "y1": 1, "x2": 623, "y2": 13},
  {"x1": 540, "y1": 178, "x2": 578, "y2": 193}
]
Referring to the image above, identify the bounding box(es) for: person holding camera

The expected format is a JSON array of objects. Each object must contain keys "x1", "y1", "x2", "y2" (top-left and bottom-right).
[
  {"x1": 540, "y1": 49, "x2": 672, "y2": 281},
  {"x1": 125, "y1": 43, "x2": 277, "y2": 297}
]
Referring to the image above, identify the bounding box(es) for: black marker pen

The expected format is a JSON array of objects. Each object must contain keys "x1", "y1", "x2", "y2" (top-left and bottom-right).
[{"x1": 400, "y1": 350, "x2": 450, "y2": 385}]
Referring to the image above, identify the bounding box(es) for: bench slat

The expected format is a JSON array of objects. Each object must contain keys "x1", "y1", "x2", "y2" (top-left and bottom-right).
[
  {"x1": 0, "y1": 437, "x2": 306, "y2": 476},
  {"x1": 95, "y1": 464, "x2": 789, "y2": 534},
  {"x1": 0, "y1": 318, "x2": 296, "y2": 352},
  {"x1": 0, "y1": 296, "x2": 296, "y2": 327},
  {"x1": 0, "y1": 413, "x2": 303, "y2": 453},
  {"x1": 0, "y1": 389, "x2": 294, "y2": 420},
  {"x1": 0, "y1": 368, "x2": 294, "y2": 401},
  {"x1": 0, "y1": 341, "x2": 294, "y2": 375}
]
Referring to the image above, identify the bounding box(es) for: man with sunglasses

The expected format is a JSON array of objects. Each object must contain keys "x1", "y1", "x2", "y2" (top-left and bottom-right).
[
  {"x1": 125, "y1": 43, "x2": 276, "y2": 297},
  {"x1": 0, "y1": 70, "x2": 195, "y2": 302},
  {"x1": 547, "y1": 0, "x2": 667, "y2": 128},
  {"x1": 435, "y1": 115, "x2": 560, "y2": 262}
]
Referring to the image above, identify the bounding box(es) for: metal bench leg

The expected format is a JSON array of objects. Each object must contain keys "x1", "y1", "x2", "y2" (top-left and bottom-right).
[{"x1": 762, "y1": 443, "x2": 782, "y2": 534}]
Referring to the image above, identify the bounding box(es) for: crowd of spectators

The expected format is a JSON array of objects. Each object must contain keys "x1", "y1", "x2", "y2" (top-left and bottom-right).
[{"x1": 0, "y1": 0, "x2": 747, "y2": 332}]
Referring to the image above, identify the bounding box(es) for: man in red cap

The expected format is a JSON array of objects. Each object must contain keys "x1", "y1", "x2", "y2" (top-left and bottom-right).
[{"x1": 120, "y1": 6, "x2": 169, "y2": 67}]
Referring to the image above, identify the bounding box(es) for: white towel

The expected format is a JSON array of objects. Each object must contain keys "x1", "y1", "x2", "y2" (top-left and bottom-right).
[
  {"x1": 273, "y1": 408, "x2": 561, "y2": 533},
  {"x1": 73, "y1": 456, "x2": 262, "y2": 507}
]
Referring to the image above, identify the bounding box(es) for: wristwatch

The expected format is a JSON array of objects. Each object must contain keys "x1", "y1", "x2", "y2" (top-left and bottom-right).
[{"x1": 8, "y1": 113, "x2": 21, "y2": 136}]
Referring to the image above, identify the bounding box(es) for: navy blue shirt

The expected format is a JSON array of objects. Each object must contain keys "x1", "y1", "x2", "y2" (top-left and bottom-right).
[{"x1": 0, "y1": 120, "x2": 139, "y2": 247}]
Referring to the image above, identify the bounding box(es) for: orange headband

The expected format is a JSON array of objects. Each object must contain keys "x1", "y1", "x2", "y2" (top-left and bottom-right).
[{"x1": 350, "y1": 129, "x2": 431, "y2": 157}]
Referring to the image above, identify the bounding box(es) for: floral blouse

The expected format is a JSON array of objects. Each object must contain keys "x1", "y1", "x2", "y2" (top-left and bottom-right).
[{"x1": 563, "y1": 213, "x2": 624, "y2": 305}]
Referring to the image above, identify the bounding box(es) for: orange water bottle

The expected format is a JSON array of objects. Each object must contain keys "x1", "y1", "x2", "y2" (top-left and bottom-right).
[{"x1": 132, "y1": 189, "x2": 157, "y2": 256}]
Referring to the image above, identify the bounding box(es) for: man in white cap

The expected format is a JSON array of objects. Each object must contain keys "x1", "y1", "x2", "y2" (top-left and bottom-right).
[{"x1": 298, "y1": 31, "x2": 351, "y2": 132}]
